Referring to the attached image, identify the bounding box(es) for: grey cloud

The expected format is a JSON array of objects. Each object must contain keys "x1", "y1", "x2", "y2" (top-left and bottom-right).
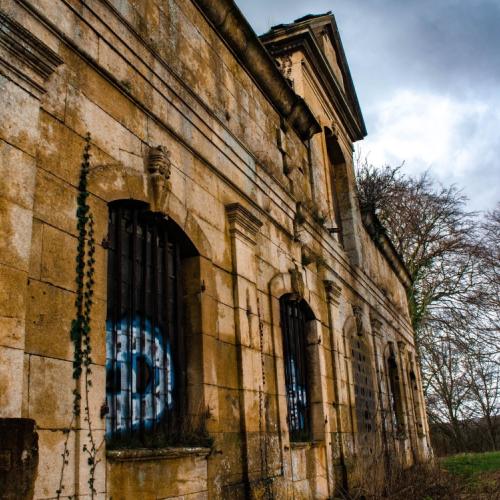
[{"x1": 238, "y1": 0, "x2": 500, "y2": 95}]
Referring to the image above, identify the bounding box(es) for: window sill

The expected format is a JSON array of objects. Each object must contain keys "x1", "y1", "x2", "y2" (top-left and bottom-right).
[
  {"x1": 290, "y1": 440, "x2": 323, "y2": 450},
  {"x1": 106, "y1": 446, "x2": 211, "y2": 462}
]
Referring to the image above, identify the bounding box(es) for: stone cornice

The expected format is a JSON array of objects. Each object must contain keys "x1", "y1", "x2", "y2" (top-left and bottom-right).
[
  {"x1": 0, "y1": 10, "x2": 63, "y2": 97},
  {"x1": 226, "y1": 202, "x2": 263, "y2": 245},
  {"x1": 361, "y1": 209, "x2": 412, "y2": 290},
  {"x1": 191, "y1": 0, "x2": 321, "y2": 141}
]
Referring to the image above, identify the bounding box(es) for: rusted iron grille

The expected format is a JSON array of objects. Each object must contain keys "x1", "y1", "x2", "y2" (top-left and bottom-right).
[
  {"x1": 280, "y1": 296, "x2": 311, "y2": 441},
  {"x1": 106, "y1": 201, "x2": 183, "y2": 443},
  {"x1": 352, "y1": 337, "x2": 376, "y2": 433}
]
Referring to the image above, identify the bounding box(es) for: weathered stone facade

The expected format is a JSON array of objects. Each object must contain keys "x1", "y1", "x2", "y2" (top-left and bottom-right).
[{"x1": 0, "y1": 1, "x2": 432, "y2": 498}]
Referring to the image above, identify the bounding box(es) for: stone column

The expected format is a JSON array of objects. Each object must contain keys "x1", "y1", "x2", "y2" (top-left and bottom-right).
[
  {"x1": 0, "y1": 7, "x2": 63, "y2": 418},
  {"x1": 225, "y1": 203, "x2": 264, "y2": 494}
]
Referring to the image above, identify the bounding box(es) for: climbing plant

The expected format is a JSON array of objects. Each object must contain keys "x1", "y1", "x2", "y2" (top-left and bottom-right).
[{"x1": 57, "y1": 132, "x2": 100, "y2": 499}]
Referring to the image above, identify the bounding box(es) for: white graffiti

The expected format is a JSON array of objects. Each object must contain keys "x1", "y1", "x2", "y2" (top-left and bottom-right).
[{"x1": 106, "y1": 317, "x2": 174, "y2": 436}]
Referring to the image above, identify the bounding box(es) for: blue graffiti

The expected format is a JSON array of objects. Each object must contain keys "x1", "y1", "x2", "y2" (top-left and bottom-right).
[
  {"x1": 106, "y1": 317, "x2": 174, "y2": 436},
  {"x1": 287, "y1": 357, "x2": 308, "y2": 431}
]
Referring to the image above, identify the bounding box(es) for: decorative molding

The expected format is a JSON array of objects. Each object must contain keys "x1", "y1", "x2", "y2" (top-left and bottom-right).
[
  {"x1": 397, "y1": 341, "x2": 407, "y2": 353},
  {"x1": 225, "y1": 203, "x2": 263, "y2": 245},
  {"x1": 293, "y1": 201, "x2": 306, "y2": 242},
  {"x1": 147, "y1": 145, "x2": 171, "y2": 212},
  {"x1": 276, "y1": 54, "x2": 294, "y2": 88},
  {"x1": 352, "y1": 305, "x2": 364, "y2": 336},
  {"x1": 370, "y1": 312, "x2": 383, "y2": 335},
  {"x1": 301, "y1": 244, "x2": 316, "y2": 267},
  {"x1": 0, "y1": 11, "x2": 63, "y2": 98},
  {"x1": 289, "y1": 266, "x2": 305, "y2": 300},
  {"x1": 323, "y1": 279, "x2": 341, "y2": 306}
]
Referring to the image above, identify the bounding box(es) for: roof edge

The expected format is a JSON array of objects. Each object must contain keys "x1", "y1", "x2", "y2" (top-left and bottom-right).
[
  {"x1": 192, "y1": 0, "x2": 321, "y2": 141},
  {"x1": 361, "y1": 209, "x2": 413, "y2": 290}
]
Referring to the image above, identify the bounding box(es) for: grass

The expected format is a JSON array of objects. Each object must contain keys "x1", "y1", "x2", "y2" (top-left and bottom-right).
[
  {"x1": 438, "y1": 451, "x2": 500, "y2": 498},
  {"x1": 442, "y1": 450, "x2": 500, "y2": 478}
]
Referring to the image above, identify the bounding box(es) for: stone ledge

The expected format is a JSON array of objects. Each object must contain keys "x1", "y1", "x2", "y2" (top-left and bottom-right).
[
  {"x1": 106, "y1": 446, "x2": 211, "y2": 462},
  {"x1": 0, "y1": 11, "x2": 63, "y2": 98},
  {"x1": 290, "y1": 440, "x2": 324, "y2": 450}
]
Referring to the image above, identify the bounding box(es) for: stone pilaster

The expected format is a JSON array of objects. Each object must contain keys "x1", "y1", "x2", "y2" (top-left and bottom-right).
[
  {"x1": 225, "y1": 203, "x2": 265, "y2": 491},
  {"x1": 0, "y1": 8, "x2": 63, "y2": 417},
  {"x1": 323, "y1": 279, "x2": 347, "y2": 495},
  {"x1": 369, "y1": 312, "x2": 391, "y2": 477}
]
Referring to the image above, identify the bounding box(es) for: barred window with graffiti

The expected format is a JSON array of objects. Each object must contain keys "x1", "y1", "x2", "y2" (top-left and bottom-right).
[
  {"x1": 280, "y1": 295, "x2": 314, "y2": 442},
  {"x1": 105, "y1": 200, "x2": 192, "y2": 446}
]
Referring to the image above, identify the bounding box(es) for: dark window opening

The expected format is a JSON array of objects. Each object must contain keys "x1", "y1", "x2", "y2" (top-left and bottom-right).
[
  {"x1": 352, "y1": 336, "x2": 375, "y2": 434},
  {"x1": 325, "y1": 128, "x2": 346, "y2": 246},
  {"x1": 280, "y1": 295, "x2": 314, "y2": 442},
  {"x1": 387, "y1": 347, "x2": 405, "y2": 436},
  {"x1": 105, "y1": 200, "x2": 196, "y2": 446}
]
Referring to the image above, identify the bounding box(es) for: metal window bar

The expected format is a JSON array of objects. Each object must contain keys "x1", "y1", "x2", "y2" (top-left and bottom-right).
[
  {"x1": 280, "y1": 296, "x2": 311, "y2": 441},
  {"x1": 106, "y1": 202, "x2": 180, "y2": 444}
]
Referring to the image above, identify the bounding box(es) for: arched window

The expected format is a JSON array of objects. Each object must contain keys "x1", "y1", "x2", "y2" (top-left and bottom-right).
[
  {"x1": 280, "y1": 295, "x2": 315, "y2": 442},
  {"x1": 351, "y1": 334, "x2": 376, "y2": 434},
  {"x1": 105, "y1": 200, "x2": 197, "y2": 445}
]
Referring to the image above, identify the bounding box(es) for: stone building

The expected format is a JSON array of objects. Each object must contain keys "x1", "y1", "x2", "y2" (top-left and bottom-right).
[{"x1": 0, "y1": 0, "x2": 432, "y2": 498}]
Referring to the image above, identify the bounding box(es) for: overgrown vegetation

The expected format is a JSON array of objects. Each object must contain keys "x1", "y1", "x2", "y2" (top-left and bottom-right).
[
  {"x1": 356, "y1": 159, "x2": 499, "y2": 455},
  {"x1": 338, "y1": 452, "x2": 500, "y2": 499}
]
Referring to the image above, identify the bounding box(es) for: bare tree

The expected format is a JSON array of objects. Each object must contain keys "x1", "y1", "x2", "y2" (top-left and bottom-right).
[
  {"x1": 464, "y1": 346, "x2": 500, "y2": 449},
  {"x1": 421, "y1": 337, "x2": 473, "y2": 450}
]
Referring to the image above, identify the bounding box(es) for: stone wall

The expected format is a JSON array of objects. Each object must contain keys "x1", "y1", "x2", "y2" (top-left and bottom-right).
[{"x1": 0, "y1": 1, "x2": 432, "y2": 498}]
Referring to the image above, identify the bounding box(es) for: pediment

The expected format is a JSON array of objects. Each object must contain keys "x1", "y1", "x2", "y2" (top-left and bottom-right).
[{"x1": 261, "y1": 13, "x2": 367, "y2": 142}]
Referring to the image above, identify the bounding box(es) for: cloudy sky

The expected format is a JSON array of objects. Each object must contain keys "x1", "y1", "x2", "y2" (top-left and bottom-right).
[{"x1": 236, "y1": 0, "x2": 500, "y2": 212}]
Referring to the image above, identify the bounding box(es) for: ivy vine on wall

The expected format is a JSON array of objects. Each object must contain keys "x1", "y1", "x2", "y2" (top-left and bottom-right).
[{"x1": 57, "y1": 132, "x2": 100, "y2": 499}]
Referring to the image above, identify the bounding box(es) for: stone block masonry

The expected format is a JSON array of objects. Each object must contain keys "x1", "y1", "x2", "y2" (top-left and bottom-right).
[{"x1": 0, "y1": 1, "x2": 432, "y2": 498}]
